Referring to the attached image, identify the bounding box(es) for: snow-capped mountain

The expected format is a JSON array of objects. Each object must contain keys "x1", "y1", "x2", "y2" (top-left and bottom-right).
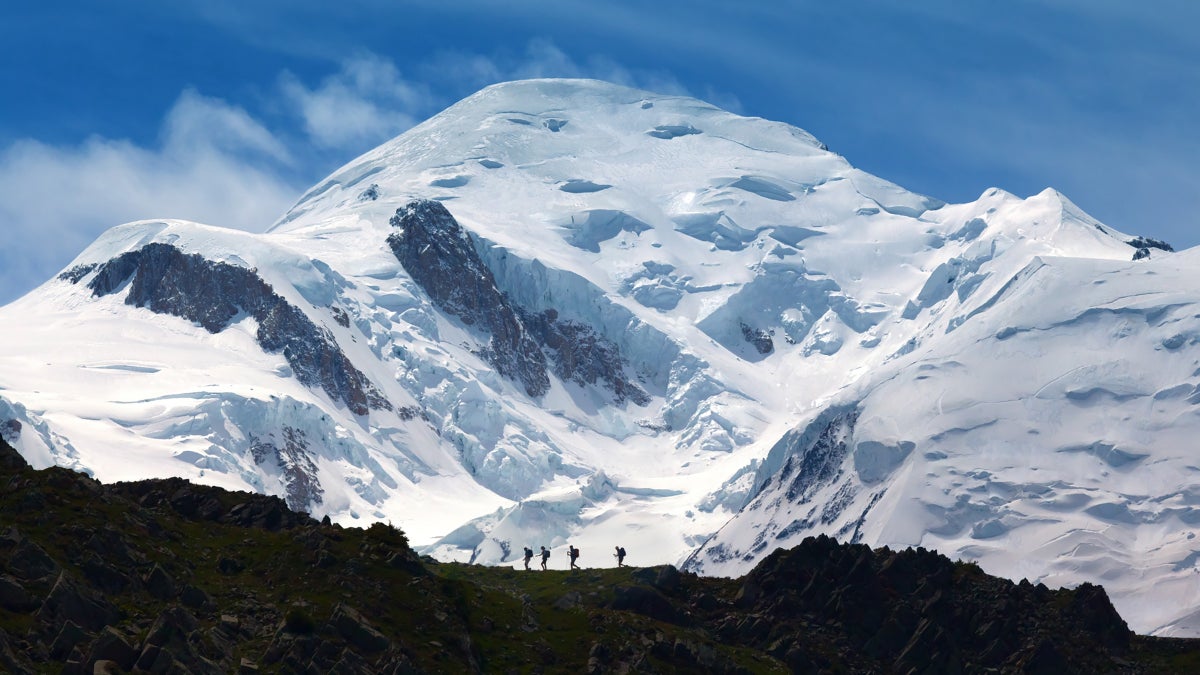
[{"x1": 1, "y1": 78, "x2": 1195, "y2": 635}]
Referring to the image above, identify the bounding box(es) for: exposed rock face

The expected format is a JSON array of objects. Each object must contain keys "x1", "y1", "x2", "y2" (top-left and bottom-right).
[
  {"x1": 1126, "y1": 236, "x2": 1174, "y2": 253},
  {"x1": 250, "y1": 427, "x2": 324, "y2": 512},
  {"x1": 0, "y1": 428, "x2": 28, "y2": 472},
  {"x1": 739, "y1": 322, "x2": 774, "y2": 355},
  {"x1": 65, "y1": 243, "x2": 388, "y2": 416},
  {"x1": 1127, "y1": 236, "x2": 1173, "y2": 261},
  {"x1": 518, "y1": 308, "x2": 650, "y2": 405},
  {"x1": 388, "y1": 200, "x2": 550, "y2": 397},
  {"x1": 771, "y1": 407, "x2": 858, "y2": 507},
  {"x1": 389, "y1": 199, "x2": 649, "y2": 404},
  {"x1": 687, "y1": 406, "x2": 864, "y2": 570}
]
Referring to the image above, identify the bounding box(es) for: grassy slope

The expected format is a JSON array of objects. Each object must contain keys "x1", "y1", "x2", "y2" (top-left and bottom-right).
[{"x1": 2, "y1": 436, "x2": 1199, "y2": 673}]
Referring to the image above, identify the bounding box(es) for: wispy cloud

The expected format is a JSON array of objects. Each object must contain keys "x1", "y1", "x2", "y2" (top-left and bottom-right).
[
  {"x1": 420, "y1": 40, "x2": 742, "y2": 113},
  {"x1": 164, "y1": 89, "x2": 292, "y2": 164},
  {"x1": 0, "y1": 91, "x2": 300, "y2": 304},
  {"x1": 279, "y1": 54, "x2": 434, "y2": 150}
]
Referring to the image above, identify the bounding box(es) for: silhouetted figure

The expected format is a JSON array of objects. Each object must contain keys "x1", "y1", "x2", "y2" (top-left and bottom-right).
[
  {"x1": 540, "y1": 546, "x2": 550, "y2": 571},
  {"x1": 568, "y1": 544, "x2": 580, "y2": 570},
  {"x1": 615, "y1": 545, "x2": 626, "y2": 567},
  {"x1": 523, "y1": 546, "x2": 533, "y2": 571}
]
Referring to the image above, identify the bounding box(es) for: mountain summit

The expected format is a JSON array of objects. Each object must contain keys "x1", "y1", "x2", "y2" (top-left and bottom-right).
[{"x1": 1, "y1": 78, "x2": 1196, "y2": 635}]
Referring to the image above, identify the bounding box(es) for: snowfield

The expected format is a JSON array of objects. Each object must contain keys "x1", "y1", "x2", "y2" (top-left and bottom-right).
[{"x1": 1, "y1": 78, "x2": 1198, "y2": 635}]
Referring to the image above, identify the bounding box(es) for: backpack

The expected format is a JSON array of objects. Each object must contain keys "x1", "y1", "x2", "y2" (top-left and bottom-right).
[
  {"x1": 574, "y1": 548, "x2": 581, "y2": 558},
  {"x1": 618, "y1": 547, "x2": 625, "y2": 557}
]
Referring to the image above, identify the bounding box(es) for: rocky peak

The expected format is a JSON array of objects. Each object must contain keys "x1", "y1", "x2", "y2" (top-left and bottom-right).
[{"x1": 0, "y1": 447, "x2": 1167, "y2": 673}]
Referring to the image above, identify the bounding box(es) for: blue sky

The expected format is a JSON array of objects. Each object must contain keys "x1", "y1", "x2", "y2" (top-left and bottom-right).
[{"x1": 2, "y1": 0, "x2": 1197, "y2": 304}]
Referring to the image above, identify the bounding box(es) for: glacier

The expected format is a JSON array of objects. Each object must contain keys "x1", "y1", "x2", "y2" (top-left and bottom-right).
[{"x1": 1, "y1": 78, "x2": 1198, "y2": 635}]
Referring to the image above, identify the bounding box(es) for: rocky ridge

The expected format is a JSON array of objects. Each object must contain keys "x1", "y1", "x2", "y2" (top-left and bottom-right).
[
  {"x1": 62, "y1": 243, "x2": 389, "y2": 416},
  {"x1": 3, "y1": 435, "x2": 1199, "y2": 673}
]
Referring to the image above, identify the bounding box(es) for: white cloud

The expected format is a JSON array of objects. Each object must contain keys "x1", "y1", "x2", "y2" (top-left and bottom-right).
[
  {"x1": 514, "y1": 40, "x2": 692, "y2": 98},
  {"x1": 280, "y1": 55, "x2": 433, "y2": 150},
  {"x1": 164, "y1": 89, "x2": 292, "y2": 163},
  {"x1": 0, "y1": 92, "x2": 300, "y2": 305},
  {"x1": 421, "y1": 39, "x2": 741, "y2": 112}
]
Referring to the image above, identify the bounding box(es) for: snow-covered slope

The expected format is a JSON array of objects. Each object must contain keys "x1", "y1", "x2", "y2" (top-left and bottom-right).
[{"x1": 0, "y1": 78, "x2": 1194, "y2": 634}]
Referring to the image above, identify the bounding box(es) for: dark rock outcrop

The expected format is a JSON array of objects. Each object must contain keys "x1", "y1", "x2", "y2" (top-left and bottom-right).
[
  {"x1": 749, "y1": 406, "x2": 858, "y2": 513},
  {"x1": 728, "y1": 534, "x2": 1134, "y2": 673},
  {"x1": 9, "y1": 539, "x2": 59, "y2": 581},
  {"x1": 630, "y1": 564, "x2": 683, "y2": 594},
  {"x1": 64, "y1": 243, "x2": 388, "y2": 415},
  {"x1": 1128, "y1": 236, "x2": 1173, "y2": 261},
  {"x1": 610, "y1": 585, "x2": 688, "y2": 626},
  {"x1": 87, "y1": 626, "x2": 137, "y2": 672},
  {"x1": 357, "y1": 183, "x2": 380, "y2": 202},
  {"x1": 143, "y1": 564, "x2": 176, "y2": 600},
  {"x1": 250, "y1": 427, "x2": 324, "y2": 511},
  {"x1": 740, "y1": 322, "x2": 774, "y2": 355},
  {"x1": 1127, "y1": 236, "x2": 1174, "y2": 253},
  {"x1": 388, "y1": 200, "x2": 550, "y2": 397},
  {"x1": 0, "y1": 433, "x2": 29, "y2": 472},
  {"x1": 0, "y1": 418, "x2": 20, "y2": 445},
  {"x1": 518, "y1": 308, "x2": 649, "y2": 404},
  {"x1": 330, "y1": 603, "x2": 390, "y2": 652},
  {"x1": 38, "y1": 571, "x2": 120, "y2": 632},
  {"x1": 389, "y1": 200, "x2": 648, "y2": 405}
]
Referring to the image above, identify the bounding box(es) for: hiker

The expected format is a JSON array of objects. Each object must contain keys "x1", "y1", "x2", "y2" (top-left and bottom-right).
[
  {"x1": 523, "y1": 546, "x2": 534, "y2": 571},
  {"x1": 540, "y1": 545, "x2": 550, "y2": 571},
  {"x1": 568, "y1": 544, "x2": 580, "y2": 570},
  {"x1": 614, "y1": 545, "x2": 626, "y2": 567}
]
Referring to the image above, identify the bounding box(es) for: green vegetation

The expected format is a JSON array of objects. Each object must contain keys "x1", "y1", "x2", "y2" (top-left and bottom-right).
[{"x1": 2, "y1": 437, "x2": 1199, "y2": 673}]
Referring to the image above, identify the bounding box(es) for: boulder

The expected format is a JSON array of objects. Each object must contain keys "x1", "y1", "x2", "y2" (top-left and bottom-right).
[
  {"x1": 50, "y1": 621, "x2": 89, "y2": 660},
  {"x1": 631, "y1": 565, "x2": 682, "y2": 594},
  {"x1": 330, "y1": 603, "x2": 390, "y2": 652},
  {"x1": 38, "y1": 572, "x2": 119, "y2": 632},
  {"x1": 610, "y1": 585, "x2": 688, "y2": 626},
  {"x1": 0, "y1": 628, "x2": 33, "y2": 675},
  {"x1": 180, "y1": 585, "x2": 212, "y2": 610},
  {"x1": 8, "y1": 539, "x2": 59, "y2": 580},
  {"x1": 0, "y1": 574, "x2": 39, "y2": 612},
  {"x1": 144, "y1": 564, "x2": 176, "y2": 600},
  {"x1": 87, "y1": 626, "x2": 137, "y2": 672}
]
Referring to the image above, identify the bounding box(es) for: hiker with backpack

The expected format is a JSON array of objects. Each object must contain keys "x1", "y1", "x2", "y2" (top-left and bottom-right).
[
  {"x1": 540, "y1": 545, "x2": 550, "y2": 570},
  {"x1": 614, "y1": 545, "x2": 626, "y2": 567},
  {"x1": 523, "y1": 546, "x2": 534, "y2": 571},
  {"x1": 568, "y1": 544, "x2": 580, "y2": 570}
]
